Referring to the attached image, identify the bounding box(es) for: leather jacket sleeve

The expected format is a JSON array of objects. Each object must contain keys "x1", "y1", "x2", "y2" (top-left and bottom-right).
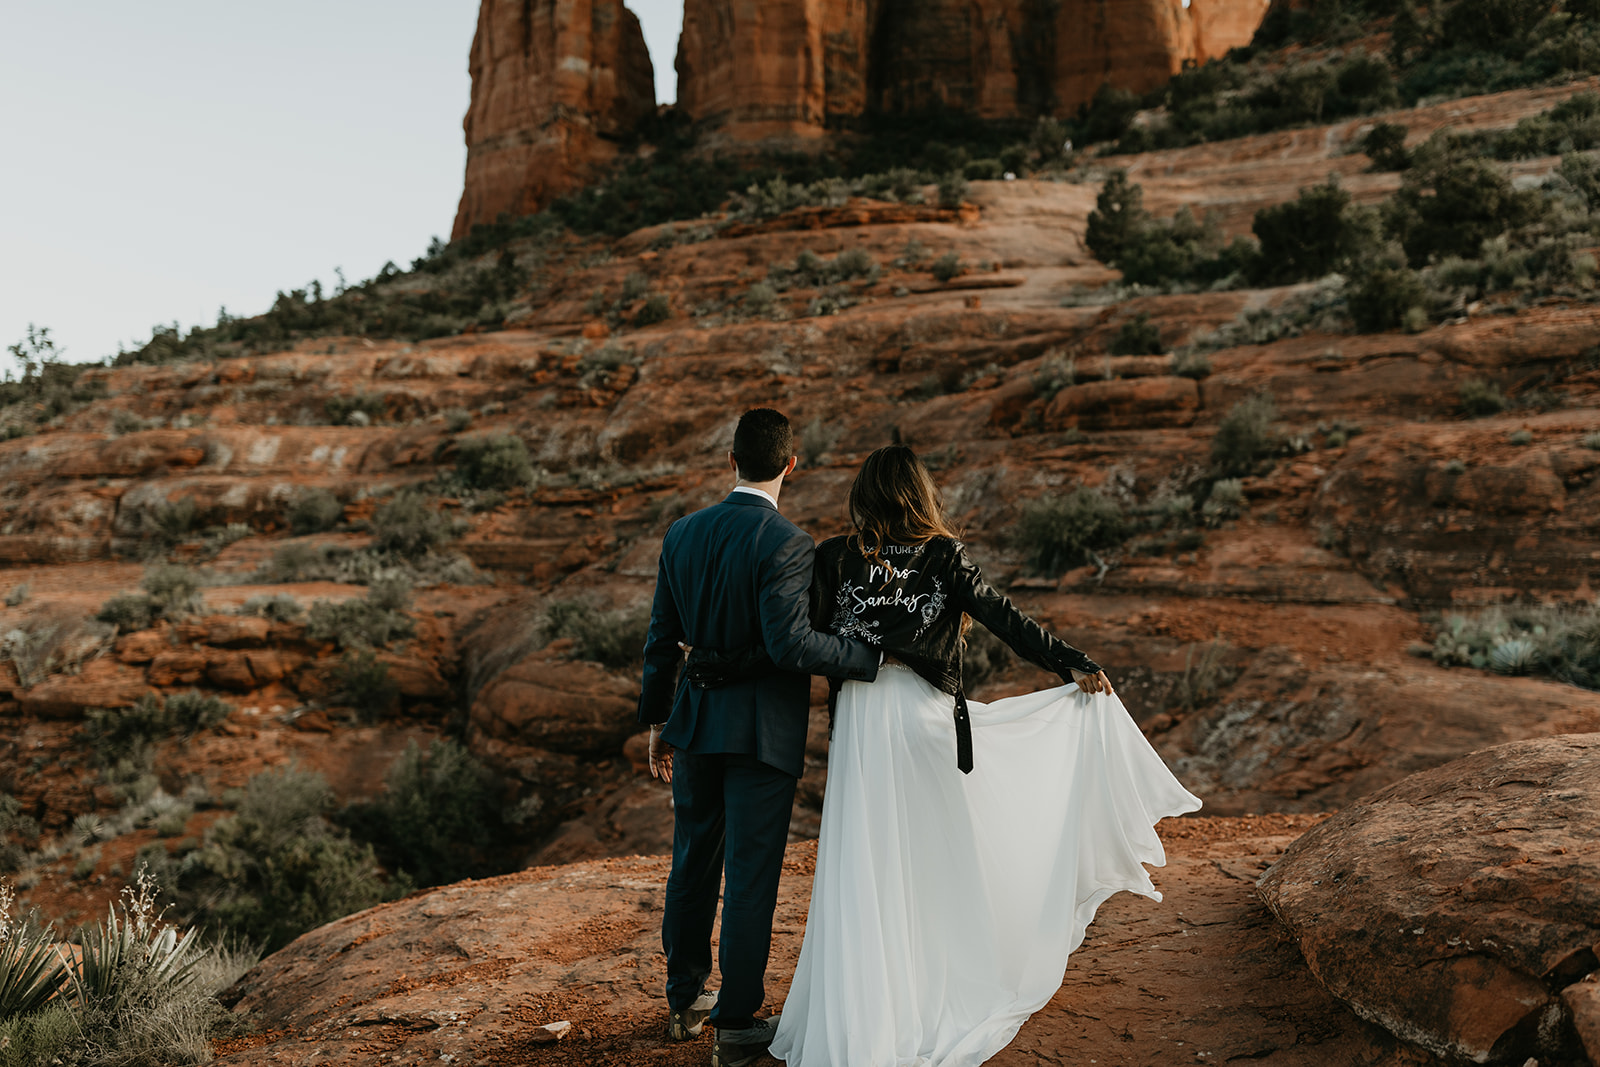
[
  {"x1": 951, "y1": 543, "x2": 1101, "y2": 681},
  {"x1": 758, "y1": 529, "x2": 880, "y2": 682}
]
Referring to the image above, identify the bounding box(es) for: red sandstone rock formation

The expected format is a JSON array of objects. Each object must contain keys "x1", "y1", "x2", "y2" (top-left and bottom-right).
[
  {"x1": 676, "y1": 0, "x2": 1269, "y2": 139},
  {"x1": 456, "y1": 0, "x2": 1269, "y2": 219},
  {"x1": 451, "y1": 0, "x2": 655, "y2": 239},
  {"x1": 1192, "y1": 0, "x2": 1274, "y2": 61}
]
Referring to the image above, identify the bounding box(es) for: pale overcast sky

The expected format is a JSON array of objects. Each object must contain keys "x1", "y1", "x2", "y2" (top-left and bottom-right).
[{"x1": 1, "y1": 1, "x2": 683, "y2": 370}]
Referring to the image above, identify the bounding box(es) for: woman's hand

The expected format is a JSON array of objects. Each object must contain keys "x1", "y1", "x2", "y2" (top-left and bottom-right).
[
  {"x1": 1071, "y1": 669, "x2": 1115, "y2": 696},
  {"x1": 649, "y1": 725, "x2": 674, "y2": 783}
]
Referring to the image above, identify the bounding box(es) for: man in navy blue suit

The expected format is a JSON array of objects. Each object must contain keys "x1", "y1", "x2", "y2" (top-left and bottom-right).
[{"x1": 638, "y1": 407, "x2": 878, "y2": 1066}]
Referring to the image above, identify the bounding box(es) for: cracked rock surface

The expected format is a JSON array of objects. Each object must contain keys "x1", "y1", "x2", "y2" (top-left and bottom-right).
[{"x1": 1259, "y1": 734, "x2": 1600, "y2": 1065}]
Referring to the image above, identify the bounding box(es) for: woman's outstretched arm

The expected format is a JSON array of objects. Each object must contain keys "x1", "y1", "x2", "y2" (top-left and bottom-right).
[{"x1": 950, "y1": 542, "x2": 1114, "y2": 694}]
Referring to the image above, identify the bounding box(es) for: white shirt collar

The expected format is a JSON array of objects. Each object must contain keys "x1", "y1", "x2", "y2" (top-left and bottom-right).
[{"x1": 729, "y1": 485, "x2": 778, "y2": 507}]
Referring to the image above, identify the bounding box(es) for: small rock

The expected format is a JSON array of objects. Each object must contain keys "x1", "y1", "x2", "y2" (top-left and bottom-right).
[{"x1": 531, "y1": 1020, "x2": 572, "y2": 1044}]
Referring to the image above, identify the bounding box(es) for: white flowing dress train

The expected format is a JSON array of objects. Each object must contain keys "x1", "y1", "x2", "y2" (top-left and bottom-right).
[{"x1": 769, "y1": 665, "x2": 1203, "y2": 1067}]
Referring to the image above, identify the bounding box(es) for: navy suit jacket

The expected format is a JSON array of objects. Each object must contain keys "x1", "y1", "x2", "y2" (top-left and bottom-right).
[{"x1": 637, "y1": 491, "x2": 879, "y2": 778}]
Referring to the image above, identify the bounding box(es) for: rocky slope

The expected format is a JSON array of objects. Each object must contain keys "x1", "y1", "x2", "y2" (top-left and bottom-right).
[
  {"x1": 217, "y1": 814, "x2": 1442, "y2": 1067},
  {"x1": 4, "y1": 77, "x2": 1600, "y2": 1062}
]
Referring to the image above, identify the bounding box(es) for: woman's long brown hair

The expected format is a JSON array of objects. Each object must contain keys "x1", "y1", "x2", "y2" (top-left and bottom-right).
[{"x1": 847, "y1": 445, "x2": 962, "y2": 584}]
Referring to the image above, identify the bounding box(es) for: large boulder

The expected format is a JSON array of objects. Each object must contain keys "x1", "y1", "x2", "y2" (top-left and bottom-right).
[
  {"x1": 1257, "y1": 734, "x2": 1600, "y2": 1064},
  {"x1": 470, "y1": 652, "x2": 640, "y2": 757}
]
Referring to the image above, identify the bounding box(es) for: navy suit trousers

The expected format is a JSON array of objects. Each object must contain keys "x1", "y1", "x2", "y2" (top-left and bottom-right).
[{"x1": 662, "y1": 750, "x2": 797, "y2": 1028}]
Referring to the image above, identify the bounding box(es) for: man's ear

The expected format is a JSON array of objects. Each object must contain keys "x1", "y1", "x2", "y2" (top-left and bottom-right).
[
  {"x1": 728, "y1": 452, "x2": 739, "y2": 474},
  {"x1": 783, "y1": 455, "x2": 798, "y2": 477}
]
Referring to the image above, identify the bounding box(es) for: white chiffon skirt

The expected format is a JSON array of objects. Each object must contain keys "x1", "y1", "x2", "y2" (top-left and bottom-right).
[{"x1": 770, "y1": 665, "x2": 1203, "y2": 1067}]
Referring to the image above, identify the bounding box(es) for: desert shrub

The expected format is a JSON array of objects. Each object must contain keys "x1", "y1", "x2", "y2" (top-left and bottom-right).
[
  {"x1": 769, "y1": 248, "x2": 880, "y2": 291},
  {"x1": 1384, "y1": 154, "x2": 1546, "y2": 266},
  {"x1": 1170, "y1": 350, "x2": 1212, "y2": 379},
  {"x1": 1509, "y1": 428, "x2": 1534, "y2": 445},
  {"x1": 2, "y1": 613, "x2": 114, "y2": 687},
  {"x1": 1016, "y1": 488, "x2": 1130, "y2": 573},
  {"x1": 1475, "y1": 91, "x2": 1600, "y2": 161},
  {"x1": 1109, "y1": 312, "x2": 1165, "y2": 356},
  {"x1": 287, "y1": 487, "x2": 343, "y2": 535},
  {"x1": 1363, "y1": 122, "x2": 1412, "y2": 171},
  {"x1": 442, "y1": 407, "x2": 473, "y2": 433},
  {"x1": 306, "y1": 578, "x2": 414, "y2": 650},
  {"x1": 341, "y1": 739, "x2": 504, "y2": 887},
  {"x1": 1168, "y1": 640, "x2": 1240, "y2": 711},
  {"x1": 1559, "y1": 150, "x2": 1600, "y2": 209},
  {"x1": 142, "y1": 564, "x2": 204, "y2": 617},
  {"x1": 140, "y1": 766, "x2": 403, "y2": 951},
  {"x1": 110, "y1": 409, "x2": 157, "y2": 435},
  {"x1": 633, "y1": 293, "x2": 671, "y2": 327},
  {"x1": 742, "y1": 283, "x2": 778, "y2": 318},
  {"x1": 963, "y1": 158, "x2": 1004, "y2": 180},
  {"x1": 1460, "y1": 378, "x2": 1509, "y2": 417},
  {"x1": 370, "y1": 491, "x2": 455, "y2": 557},
  {"x1": 542, "y1": 600, "x2": 651, "y2": 669},
  {"x1": 62, "y1": 872, "x2": 253, "y2": 1065},
  {"x1": 2, "y1": 585, "x2": 27, "y2": 608},
  {"x1": 84, "y1": 691, "x2": 230, "y2": 766},
  {"x1": 1250, "y1": 178, "x2": 1382, "y2": 282},
  {"x1": 0, "y1": 796, "x2": 39, "y2": 874},
  {"x1": 0, "y1": 1001, "x2": 84, "y2": 1066},
  {"x1": 799, "y1": 417, "x2": 843, "y2": 467},
  {"x1": 1085, "y1": 170, "x2": 1148, "y2": 265},
  {"x1": 1078, "y1": 83, "x2": 1143, "y2": 145},
  {"x1": 1429, "y1": 602, "x2": 1600, "y2": 688},
  {"x1": 332, "y1": 650, "x2": 398, "y2": 717},
  {"x1": 95, "y1": 595, "x2": 156, "y2": 634},
  {"x1": 0, "y1": 325, "x2": 105, "y2": 434},
  {"x1": 1032, "y1": 350, "x2": 1077, "y2": 400},
  {"x1": 960, "y1": 625, "x2": 1015, "y2": 691},
  {"x1": 937, "y1": 172, "x2": 970, "y2": 208},
  {"x1": 1087, "y1": 172, "x2": 1257, "y2": 287},
  {"x1": 930, "y1": 253, "x2": 964, "y2": 283},
  {"x1": 0, "y1": 883, "x2": 65, "y2": 1021},
  {"x1": 149, "y1": 497, "x2": 199, "y2": 548},
  {"x1": 324, "y1": 392, "x2": 386, "y2": 426},
  {"x1": 1347, "y1": 263, "x2": 1427, "y2": 332},
  {"x1": 1211, "y1": 393, "x2": 1278, "y2": 474},
  {"x1": 456, "y1": 434, "x2": 533, "y2": 491},
  {"x1": 238, "y1": 593, "x2": 303, "y2": 622},
  {"x1": 1202, "y1": 478, "x2": 1248, "y2": 522}
]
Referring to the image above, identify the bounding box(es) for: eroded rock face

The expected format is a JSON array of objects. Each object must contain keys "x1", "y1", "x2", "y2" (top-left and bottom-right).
[
  {"x1": 1257, "y1": 734, "x2": 1600, "y2": 1064},
  {"x1": 452, "y1": 0, "x2": 655, "y2": 238},
  {"x1": 676, "y1": 0, "x2": 1267, "y2": 139}
]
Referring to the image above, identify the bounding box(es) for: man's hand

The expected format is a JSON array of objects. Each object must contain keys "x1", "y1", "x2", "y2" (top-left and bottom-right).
[
  {"x1": 1071, "y1": 669, "x2": 1115, "y2": 696},
  {"x1": 648, "y1": 725, "x2": 674, "y2": 783}
]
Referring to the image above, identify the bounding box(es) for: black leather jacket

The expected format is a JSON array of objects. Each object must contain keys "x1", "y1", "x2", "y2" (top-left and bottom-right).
[
  {"x1": 808, "y1": 535, "x2": 1100, "y2": 695},
  {"x1": 685, "y1": 536, "x2": 1100, "y2": 772}
]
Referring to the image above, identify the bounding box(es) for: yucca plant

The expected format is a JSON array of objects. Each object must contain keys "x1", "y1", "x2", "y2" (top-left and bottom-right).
[
  {"x1": 1489, "y1": 638, "x2": 1539, "y2": 676},
  {"x1": 0, "y1": 884, "x2": 66, "y2": 1020},
  {"x1": 69, "y1": 872, "x2": 201, "y2": 1016}
]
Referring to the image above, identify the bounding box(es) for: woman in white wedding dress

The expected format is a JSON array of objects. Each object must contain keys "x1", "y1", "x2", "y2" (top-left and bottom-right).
[{"x1": 767, "y1": 446, "x2": 1203, "y2": 1067}]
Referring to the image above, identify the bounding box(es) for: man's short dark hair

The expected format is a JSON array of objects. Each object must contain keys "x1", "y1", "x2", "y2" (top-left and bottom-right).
[{"x1": 732, "y1": 408, "x2": 793, "y2": 482}]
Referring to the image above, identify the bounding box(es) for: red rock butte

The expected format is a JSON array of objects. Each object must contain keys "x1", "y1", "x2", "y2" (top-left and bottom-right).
[{"x1": 451, "y1": 0, "x2": 1272, "y2": 237}]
